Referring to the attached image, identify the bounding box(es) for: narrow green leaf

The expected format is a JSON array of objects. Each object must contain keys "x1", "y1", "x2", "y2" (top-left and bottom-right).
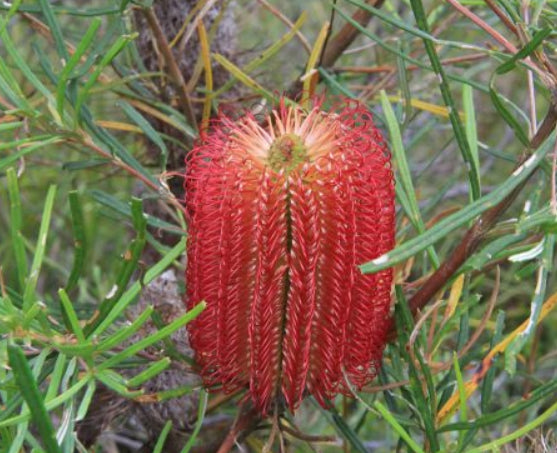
[
  {"x1": 332, "y1": 6, "x2": 489, "y2": 94},
  {"x1": 119, "y1": 101, "x2": 169, "y2": 168},
  {"x1": 56, "y1": 18, "x2": 102, "y2": 116},
  {"x1": 453, "y1": 353, "x2": 468, "y2": 447},
  {"x1": 180, "y1": 391, "x2": 208, "y2": 453},
  {"x1": 489, "y1": 79, "x2": 529, "y2": 146},
  {"x1": 38, "y1": 0, "x2": 69, "y2": 61},
  {"x1": 361, "y1": 133, "x2": 554, "y2": 273},
  {"x1": 462, "y1": 84, "x2": 481, "y2": 196},
  {"x1": 0, "y1": 3, "x2": 121, "y2": 16},
  {"x1": 481, "y1": 310, "x2": 505, "y2": 414},
  {"x1": 153, "y1": 421, "x2": 173, "y2": 453},
  {"x1": 58, "y1": 289, "x2": 85, "y2": 342},
  {"x1": 375, "y1": 401, "x2": 425, "y2": 453},
  {"x1": 83, "y1": 199, "x2": 147, "y2": 335},
  {"x1": 89, "y1": 189, "x2": 184, "y2": 234},
  {"x1": 328, "y1": 406, "x2": 368, "y2": 453},
  {"x1": 465, "y1": 399, "x2": 557, "y2": 453},
  {"x1": 318, "y1": 68, "x2": 358, "y2": 98},
  {"x1": 0, "y1": 372, "x2": 91, "y2": 428},
  {"x1": 127, "y1": 358, "x2": 171, "y2": 387},
  {"x1": 23, "y1": 185, "x2": 57, "y2": 310},
  {"x1": 505, "y1": 234, "x2": 554, "y2": 373},
  {"x1": 97, "y1": 302, "x2": 205, "y2": 371},
  {"x1": 76, "y1": 381, "x2": 96, "y2": 421},
  {"x1": 380, "y1": 91, "x2": 439, "y2": 268},
  {"x1": 87, "y1": 238, "x2": 186, "y2": 337},
  {"x1": 6, "y1": 168, "x2": 27, "y2": 291},
  {"x1": 0, "y1": 138, "x2": 64, "y2": 172},
  {"x1": 7, "y1": 345, "x2": 62, "y2": 453},
  {"x1": 443, "y1": 376, "x2": 557, "y2": 432},
  {"x1": 65, "y1": 191, "x2": 87, "y2": 292},
  {"x1": 496, "y1": 28, "x2": 552, "y2": 74},
  {"x1": 75, "y1": 33, "x2": 136, "y2": 120},
  {"x1": 0, "y1": 25, "x2": 53, "y2": 99},
  {"x1": 96, "y1": 305, "x2": 154, "y2": 352},
  {"x1": 408, "y1": 0, "x2": 480, "y2": 200},
  {"x1": 96, "y1": 370, "x2": 142, "y2": 397},
  {"x1": 45, "y1": 354, "x2": 67, "y2": 401}
]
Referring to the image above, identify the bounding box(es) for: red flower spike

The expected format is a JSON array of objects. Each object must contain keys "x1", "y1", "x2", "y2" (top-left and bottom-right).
[{"x1": 185, "y1": 98, "x2": 395, "y2": 414}]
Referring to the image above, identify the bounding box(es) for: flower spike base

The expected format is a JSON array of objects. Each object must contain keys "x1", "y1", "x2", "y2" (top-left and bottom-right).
[{"x1": 185, "y1": 98, "x2": 395, "y2": 414}]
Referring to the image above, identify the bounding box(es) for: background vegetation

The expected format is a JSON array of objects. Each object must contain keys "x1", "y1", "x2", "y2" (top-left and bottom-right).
[{"x1": 1, "y1": 0, "x2": 556, "y2": 451}]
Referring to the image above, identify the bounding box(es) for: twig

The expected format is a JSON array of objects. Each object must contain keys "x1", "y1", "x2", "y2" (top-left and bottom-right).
[
  {"x1": 444, "y1": 0, "x2": 543, "y2": 77},
  {"x1": 318, "y1": 0, "x2": 338, "y2": 68},
  {"x1": 483, "y1": 0, "x2": 519, "y2": 36},
  {"x1": 216, "y1": 403, "x2": 261, "y2": 453},
  {"x1": 408, "y1": 97, "x2": 557, "y2": 316},
  {"x1": 279, "y1": 421, "x2": 337, "y2": 444},
  {"x1": 320, "y1": 0, "x2": 385, "y2": 68},
  {"x1": 335, "y1": 53, "x2": 489, "y2": 74},
  {"x1": 256, "y1": 0, "x2": 311, "y2": 53},
  {"x1": 141, "y1": 7, "x2": 197, "y2": 130}
]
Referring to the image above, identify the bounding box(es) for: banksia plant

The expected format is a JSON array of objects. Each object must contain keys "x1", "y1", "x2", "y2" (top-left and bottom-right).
[{"x1": 185, "y1": 98, "x2": 395, "y2": 414}]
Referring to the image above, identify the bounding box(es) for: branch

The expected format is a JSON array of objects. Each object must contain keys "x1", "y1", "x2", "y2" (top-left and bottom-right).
[
  {"x1": 320, "y1": 0, "x2": 385, "y2": 68},
  {"x1": 216, "y1": 403, "x2": 261, "y2": 453},
  {"x1": 409, "y1": 96, "x2": 557, "y2": 315},
  {"x1": 141, "y1": 7, "x2": 198, "y2": 130}
]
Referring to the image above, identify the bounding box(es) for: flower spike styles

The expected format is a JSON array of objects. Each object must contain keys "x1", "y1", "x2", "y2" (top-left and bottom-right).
[{"x1": 185, "y1": 98, "x2": 395, "y2": 414}]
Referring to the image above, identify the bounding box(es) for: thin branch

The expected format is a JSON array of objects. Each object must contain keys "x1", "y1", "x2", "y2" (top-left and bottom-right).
[
  {"x1": 320, "y1": 0, "x2": 385, "y2": 68},
  {"x1": 483, "y1": 0, "x2": 519, "y2": 36},
  {"x1": 318, "y1": 0, "x2": 338, "y2": 68},
  {"x1": 216, "y1": 403, "x2": 261, "y2": 453},
  {"x1": 141, "y1": 7, "x2": 198, "y2": 130},
  {"x1": 444, "y1": 0, "x2": 544, "y2": 78},
  {"x1": 256, "y1": 0, "x2": 311, "y2": 53}
]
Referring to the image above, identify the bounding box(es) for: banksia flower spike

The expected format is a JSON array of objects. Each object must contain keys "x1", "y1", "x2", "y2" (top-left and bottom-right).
[{"x1": 185, "y1": 98, "x2": 395, "y2": 414}]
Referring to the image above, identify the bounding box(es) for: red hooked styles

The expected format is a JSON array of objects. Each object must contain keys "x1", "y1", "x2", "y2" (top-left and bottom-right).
[{"x1": 184, "y1": 98, "x2": 395, "y2": 414}]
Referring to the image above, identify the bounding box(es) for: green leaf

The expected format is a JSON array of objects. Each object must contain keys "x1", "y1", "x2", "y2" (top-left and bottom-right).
[
  {"x1": 374, "y1": 401, "x2": 425, "y2": 453},
  {"x1": 119, "y1": 101, "x2": 169, "y2": 168},
  {"x1": 75, "y1": 33, "x2": 137, "y2": 121},
  {"x1": 127, "y1": 358, "x2": 171, "y2": 387},
  {"x1": 361, "y1": 133, "x2": 554, "y2": 273},
  {"x1": 489, "y1": 78, "x2": 529, "y2": 147},
  {"x1": 496, "y1": 28, "x2": 552, "y2": 74},
  {"x1": 480, "y1": 310, "x2": 505, "y2": 414},
  {"x1": 38, "y1": 0, "x2": 70, "y2": 61},
  {"x1": 86, "y1": 238, "x2": 186, "y2": 337},
  {"x1": 6, "y1": 168, "x2": 27, "y2": 291},
  {"x1": 89, "y1": 189, "x2": 185, "y2": 235},
  {"x1": 408, "y1": 0, "x2": 480, "y2": 201},
  {"x1": 380, "y1": 91, "x2": 439, "y2": 269},
  {"x1": 96, "y1": 305, "x2": 154, "y2": 352},
  {"x1": 332, "y1": 4, "x2": 489, "y2": 94},
  {"x1": 23, "y1": 185, "x2": 57, "y2": 310},
  {"x1": 97, "y1": 302, "x2": 205, "y2": 371},
  {"x1": 65, "y1": 191, "x2": 87, "y2": 292},
  {"x1": 56, "y1": 18, "x2": 102, "y2": 117},
  {"x1": 462, "y1": 84, "x2": 481, "y2": 197},
  {"x1": 153, "y1": 421, "x2": 173, "y2": 453},
  {"x1": 180, "y1": 391, "x2": 208, "y2": 453},
  {"x1": 58, "y1": 289, "x2": 86, "y2": 343},
  {"x1": 7, "y1": 345, "x2": 62, "y2": 453}
]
